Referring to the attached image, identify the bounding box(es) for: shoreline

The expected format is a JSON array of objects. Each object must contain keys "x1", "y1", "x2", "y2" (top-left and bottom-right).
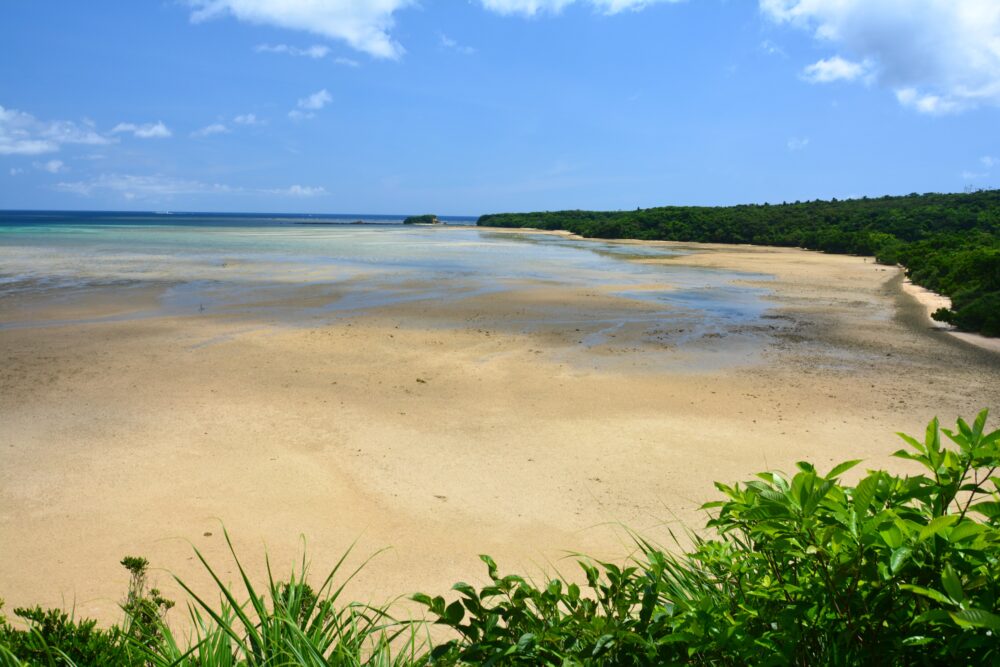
[
  {"x1": 898, "y1": 278, "x2": 1000, "y2": 354},
  {"x1": 473, "y1": 224, "x2": 1000, "y2": 355},
  {"x1": 2, "y1": 233, "x2": 999, "y2": 626}
]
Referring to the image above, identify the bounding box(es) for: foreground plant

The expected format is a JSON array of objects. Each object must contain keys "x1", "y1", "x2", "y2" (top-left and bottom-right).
[
  {"x1": 417, "y1": 410, "x2": 1000, "y2": 665},
  {"x1": 2, "y1": 411, "x2": 998, "y2": 665},
  {"x1": 136, "y1": 533, "x2": 420, "y2": 667}
]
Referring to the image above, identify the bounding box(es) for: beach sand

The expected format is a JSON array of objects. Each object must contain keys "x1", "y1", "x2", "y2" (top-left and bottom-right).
[
  {"x1": 1, "y1": 239, "x2": 998, "y2": 625},
  {"x1": 898, "y1": 278, "x2": 1000, "y2": 354}
]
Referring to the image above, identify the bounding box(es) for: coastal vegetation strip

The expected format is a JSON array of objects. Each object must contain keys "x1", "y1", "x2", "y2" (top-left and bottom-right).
[
  {"x1": 478, "y1": 190, "x2": 1000, "y2": 337},
  {"x1": 403, "y1": 214, "x2": 441, "y2": 225},
  {"x1": 2, "y1": 411, "x2": 999, "y2": 665}
]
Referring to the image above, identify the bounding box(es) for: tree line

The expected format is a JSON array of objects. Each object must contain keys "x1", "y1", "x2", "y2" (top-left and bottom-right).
[{"x1": 478, "y1": 189, "x2": 1000, "y2": 336}]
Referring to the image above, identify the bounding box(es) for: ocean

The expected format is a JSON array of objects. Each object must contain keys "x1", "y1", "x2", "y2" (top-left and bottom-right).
[{"x1": 0, "y1": 210, "x2": 772, "y2": 334}]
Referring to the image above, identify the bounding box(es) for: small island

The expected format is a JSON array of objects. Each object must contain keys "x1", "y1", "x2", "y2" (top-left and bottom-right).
[{"x1": 402, "y1": 214, "x2": 441, "y2": 225}]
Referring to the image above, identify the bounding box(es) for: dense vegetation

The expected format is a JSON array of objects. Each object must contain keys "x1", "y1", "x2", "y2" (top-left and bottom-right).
[
  {"x1": 478, "y1": 190, "x2": 1000, "y2": 336},
  {"x1": 403, "y1": 215, "x2": 441, "y2": 225},
  {"x1": 3, "y1": 411, "x2": 999, "y2": 665}
]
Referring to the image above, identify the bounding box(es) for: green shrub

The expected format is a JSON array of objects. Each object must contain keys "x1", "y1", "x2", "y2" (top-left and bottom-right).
[
  {"x1": 2, "y1": 411, "x2": 997, "y2": 665},
  {"x1": 417, "y1": 410, "x2": 1000, "y2": 665}
]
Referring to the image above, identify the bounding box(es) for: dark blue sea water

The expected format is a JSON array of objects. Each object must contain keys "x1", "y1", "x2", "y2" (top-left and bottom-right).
[{"x1": 0, "y1": 210, "x2": 478, "y2": 227}]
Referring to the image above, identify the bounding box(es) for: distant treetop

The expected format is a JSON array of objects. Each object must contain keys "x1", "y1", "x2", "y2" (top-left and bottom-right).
[{"x1": 403, "y1": 214, "x2": 441, "y2": 225}]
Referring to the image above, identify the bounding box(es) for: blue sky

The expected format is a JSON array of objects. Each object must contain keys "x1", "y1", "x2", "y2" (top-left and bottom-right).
[{"x1": 1, "y1": 0, "x2": 999, "y2": 215}]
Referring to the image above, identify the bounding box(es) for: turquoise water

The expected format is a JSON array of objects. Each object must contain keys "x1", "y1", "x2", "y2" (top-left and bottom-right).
[{"x1": 0, "y1": 211, "x2": 773, "y2": 331}]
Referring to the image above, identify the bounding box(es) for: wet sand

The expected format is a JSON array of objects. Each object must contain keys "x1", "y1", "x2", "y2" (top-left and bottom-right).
[{"x1": 1, "y1": 238, "x2": 998, "y2": 625}]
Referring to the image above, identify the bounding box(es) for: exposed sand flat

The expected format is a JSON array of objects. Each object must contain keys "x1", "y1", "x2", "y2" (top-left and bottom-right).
[{"x1": 1, "y1": 239, "x2": 998, "y2": 626}]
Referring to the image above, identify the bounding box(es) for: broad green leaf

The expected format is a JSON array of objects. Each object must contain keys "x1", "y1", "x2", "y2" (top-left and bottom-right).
[
  {"x1": 890, "y1": 547, "x2": 912, "y2": 575},
  {"x1": 973, "y1": 409, "x2": 989, "y2": 439},
  {"x1": 896, "y1": 433, "x2": 925, "y2": 454},
  {"x1": 880, "y1": 525, "x2": 904, "y2": 549},
  {"x1": 947, "y1": 520, "x2": 984, "y2": 543},
  {"x1": 852, "y1": 473, "x2": 879, "y2": 517},
  {"x1": 902, "y1": 636, "x2": 934, "y2": 646},
  {"x1": 827, "y1": 459, "x2": 862, "y2": 479},
  {"x1": 900, "y1": 584, "x2": 952, "y2": 605},
  {"x1": 919, "y1": 514, "x2": 958, "y2": 541},
  {"x1": 969, "y1": 501, "x2": 1000, "y2": 519},
  {"x1": 949, "y1": 608, "x2": 1000, "y2": 631},
  {"x1": 444, "y1": 600, "x2": 465, "y2": 625},
  {"x1": 926, "y1": 418, "x2": 941, "y2": 453},
  {"x1": 940, "y1": 564, "x2": 964, "y2": 603}
]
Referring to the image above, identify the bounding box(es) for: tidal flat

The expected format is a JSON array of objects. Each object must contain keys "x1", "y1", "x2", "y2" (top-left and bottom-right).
[{"x1": 1, "y1": 220, "x2": 998, "y2": 622}]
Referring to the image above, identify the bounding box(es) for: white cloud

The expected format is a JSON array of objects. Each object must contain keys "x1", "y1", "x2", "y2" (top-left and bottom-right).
[
  {"x1": 479, "y1": 0, "x2": 680, "y2": 16},
  {"x1": 802, "y1": 55, "x2": 871, "y2": 83},
  {"x1": 9, "y1": 167, "x2": 24, "y2": 176},
  {"x1": 0, "y1": 104, "x2": 113, "y2": 155},
  {"x1": 55, "y1": 174, "x2": 216, "y2": 197},
  {"x1": 787, "y1": 137, "x2": 810, "y2": 151},
  {"x1": 440, "y1": 34, "x2": 476, "y2": 55},
  {"x1": 264, "y1": 184, "x2": 327, "y2": 197},
  {"x1": 187, "y1": 0, "x2": 412, "y2": 59},
  {"x1": 335, "y1": 57, "x2": 360, "y2": 67},
  {"x1": 298, "y1": 89, "x2": 332, "y2": 110},
  {"x1": 233, "y1": 113, "x2": 262, "y2": 125},
  {"x1": 34, "y1": 159, "x2": 66, "y2": 174},
  {"x1": 255, "y1": 43, "x2": 331, "y2": 58},
  {"x1": 54, "y1": 173, "x2": 327, "y2": 199},
  {"x1": 894, "y1": 87, "x2": 961, "y2": 115},
  {"x1": 981, "y1": 156, "x2": 997, "y2": 168},
  {"x1": 289, "y1": 89, "x2": 331, "y2": 120},
  {"x1": 191, "y1": 123, "x2": 230, "y2": 137},
  {"x1": 112, "y1": 121, "x2": 172, "y2": 138},
  {"x1": 761, "y1": 0, "x2": 1000, "y2": 114}
]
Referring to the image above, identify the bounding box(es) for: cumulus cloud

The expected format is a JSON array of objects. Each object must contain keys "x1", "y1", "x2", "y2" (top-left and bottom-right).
[
  {"x1": 34, "y1": 159, "x2": 66, "y2": 174},
  {"x1": 187, "y1": 0, "x2": 412, "y2": 59},
  {"x1": 802, "y1": 55, "x2": 871, "y2": 83},
  {"x1": 894, "y1": 87, "x2": 961, "y2": 114},
  {"x1": 289, "y1": 89, "x2": 331, "y2": 120},
  {"x1": 760, "y1": 0, "x2": 1000, "y2": 114},
  {"x1": 233, "y1": 113, "x2": 262, "y2": 125},
  {"x1": 298, "y1": 89, "x2": 332, "y2": 110},
  {"x1": 255, "y1": 43, "x2": 331, "y2": 58},
  {"x1": 55, "y1": 173, "x2": 327, "y2": 200},
  {"x1": 0, "y1": 104, "x2": 113, "y2": 155},
  {"x1": 480, "y1": 0, "x2": 680, "y2": 16},
  {"x1": 112, "y1": 121, "x2": 172, "y2": 138},
  {"x1": 191, "y1": 123, "x2": 230, "y2": 137}
]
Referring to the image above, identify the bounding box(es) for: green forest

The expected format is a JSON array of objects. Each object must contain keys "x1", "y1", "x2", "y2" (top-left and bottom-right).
[{"x1": 478, "y1": 189, "x2": 1000, "y2": 337}]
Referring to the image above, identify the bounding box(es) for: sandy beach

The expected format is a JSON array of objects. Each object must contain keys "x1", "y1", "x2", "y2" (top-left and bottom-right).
[{"x1": 2, "y1": 235, "x2": 998, "y2": 626}]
